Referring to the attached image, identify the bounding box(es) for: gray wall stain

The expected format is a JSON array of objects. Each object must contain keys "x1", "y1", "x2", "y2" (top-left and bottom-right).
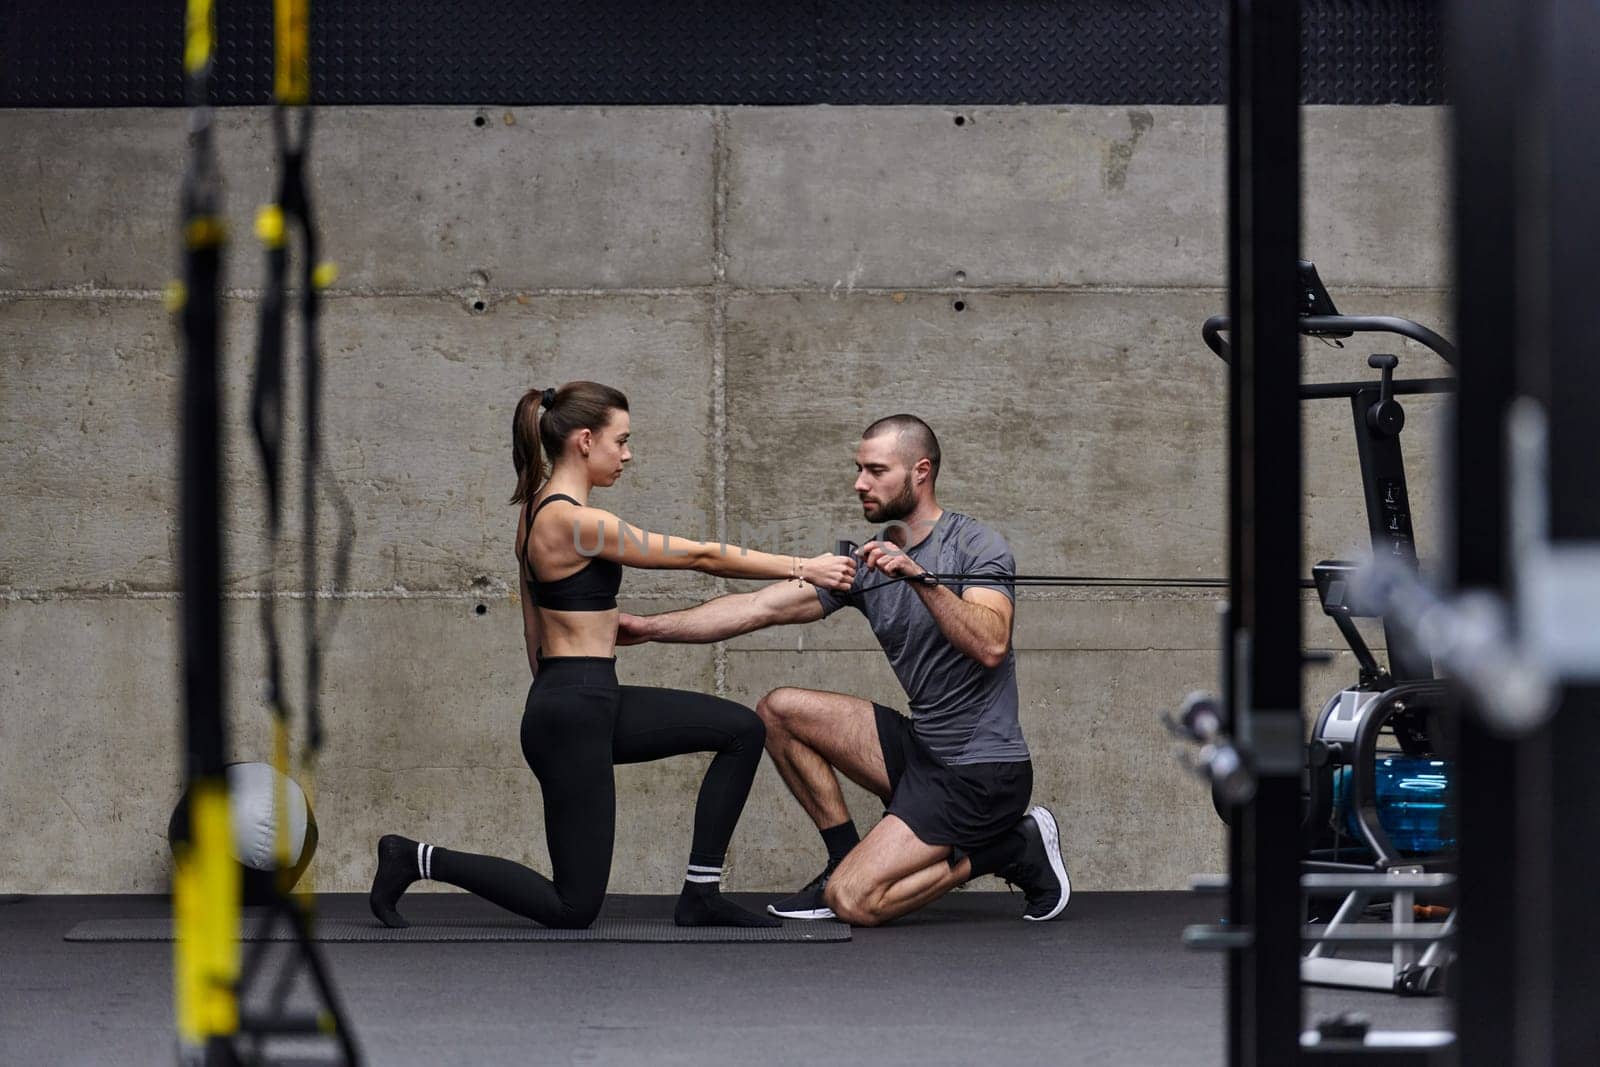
[{"x1": 1104, "y1": 108, "x2": 1156, "y2": 191}]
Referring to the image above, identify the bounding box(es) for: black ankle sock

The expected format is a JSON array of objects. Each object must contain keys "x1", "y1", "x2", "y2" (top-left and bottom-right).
[
  {"x1": 675, "y1": 880, "x2": 781, "y2": 928},
  {"x1": 819, "y1": 821, "x2": 860, "y2": 866},
  {"x1": 369, "y1": 834, "x2": 423, "y2": 928},
  {"x1": 966, "y1": 825, "x2": 1028, "y2": 879}
]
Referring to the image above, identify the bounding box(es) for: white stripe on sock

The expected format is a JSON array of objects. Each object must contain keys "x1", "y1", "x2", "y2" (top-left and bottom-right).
[
  {"x1": 684, "y1": 873, "x2": 721, "y2": 884},
  {"x1": 424, "y1": 844, "x2": 435, "y2": 880},
  {"x1": 417, "y1": 842, "x2": 427, "y2": 881},
  {"x1": 686, "y1": 864, "x2": 722, "y2": 875}
]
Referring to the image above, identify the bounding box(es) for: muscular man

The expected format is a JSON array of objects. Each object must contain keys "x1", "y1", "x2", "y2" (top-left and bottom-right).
[{"x1": 618, "y1": 415, "x2": 1069, "y2": 926}]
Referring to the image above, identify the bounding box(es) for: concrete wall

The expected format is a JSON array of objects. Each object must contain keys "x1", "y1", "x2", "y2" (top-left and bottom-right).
[{"x1": 0, "y1": 105, "x2": 1452, "y2": 894}]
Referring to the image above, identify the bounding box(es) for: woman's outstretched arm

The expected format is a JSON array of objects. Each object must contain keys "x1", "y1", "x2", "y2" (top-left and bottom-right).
[
  {"x1": 617, "y1": 580, "x2": 826, "y2": 645},
  {"x1": 555, "y1": 502, "x2": 855, "y2": 589}
]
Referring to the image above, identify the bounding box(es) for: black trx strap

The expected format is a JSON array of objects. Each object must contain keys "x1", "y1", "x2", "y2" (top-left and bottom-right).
[
  {"x1": 268, "y1": 99, "x2": 356, "y2": 759},
  {"x1": 236, "y1": 1, "x2": 361, "y2": 1062},
  {"x1": 252, "y1": 103, "x2": 356, "y2": 763}
]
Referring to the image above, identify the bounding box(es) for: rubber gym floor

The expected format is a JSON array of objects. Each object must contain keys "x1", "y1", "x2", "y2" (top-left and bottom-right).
[{"x1": 3, "y1": 891, "x2": 1449, "y2": 1065}]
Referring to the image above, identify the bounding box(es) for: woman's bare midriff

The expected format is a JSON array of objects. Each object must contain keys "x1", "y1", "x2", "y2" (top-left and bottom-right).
[{"x1": 536, "y1": 605, "x2": 620, "y2": 658}]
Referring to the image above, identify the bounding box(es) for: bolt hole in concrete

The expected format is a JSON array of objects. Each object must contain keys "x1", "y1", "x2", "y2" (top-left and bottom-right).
[
  {"x1": 954, "y1": 114, "x2": 967, "y2": 126},
  {"x1": 475, "y1": 603, "x2": 488, "y2": 616},
  {"x1": 473, "y1": 114, "x2": 487, "y2": 127},
  {"x1": 952, "y1": 300, "x2": 966, "y2": 312},
  {"x1": 472, "y1": 300, "x2": 486, "y2": 313}
]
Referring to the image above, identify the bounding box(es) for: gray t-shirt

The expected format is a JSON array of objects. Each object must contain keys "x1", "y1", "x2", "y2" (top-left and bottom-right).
[{"x1": 816, "y1": 511, "x2": 1030, "y2": 766}]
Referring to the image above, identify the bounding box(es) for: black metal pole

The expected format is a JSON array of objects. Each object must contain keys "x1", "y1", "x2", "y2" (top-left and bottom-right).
[
  {"x1": 1539, "y1": 4, "x2": 1600, "y2": 1061},
  {"x1": 1227, "y1": 2, "x2": 1302, "y2": 1063},
  {"x1": 1224, "y1": 0, "x2": 1244, "y2": 1046},
  {"x1": 1447, "y1": 2, "x2": 1543, "y2": 1063}
]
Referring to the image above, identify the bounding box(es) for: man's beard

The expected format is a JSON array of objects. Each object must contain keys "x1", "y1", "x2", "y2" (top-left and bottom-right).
[{"x1": 862, "y1": 474, "x2": 916, "y2": 523}]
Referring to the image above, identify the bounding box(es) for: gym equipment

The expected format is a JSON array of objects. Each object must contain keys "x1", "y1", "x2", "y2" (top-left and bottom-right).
[
  {"x1": 1193, "y1": 261, "x2": 1460, "y2": 997},
  {"x1": 168, "y1": 762, "x2": 319, "y2": 906}
]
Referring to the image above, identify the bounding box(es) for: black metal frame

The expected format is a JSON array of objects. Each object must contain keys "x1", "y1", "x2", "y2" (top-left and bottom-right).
[
  {"x1": 1446, "y1": 1, "x2": 1536, "y2": 1065},
  {"x1": 1224, "y1": 2, "x2": 1304, "y2": 1062},
  {"x1": 1459, "y1": 2, "x2": 1600, "y2": 1063},
  {"x1": 1541, "y1": 2, "x2": 1600, "y2": 1057},
  {"x1": 1347, "y1": 380, "x2": 1431, "y2": 683}
]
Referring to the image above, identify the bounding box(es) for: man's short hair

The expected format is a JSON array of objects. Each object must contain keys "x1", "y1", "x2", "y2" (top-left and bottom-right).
[{"x1": 862, "y1": 414, "x2": 942, "y2": 484}]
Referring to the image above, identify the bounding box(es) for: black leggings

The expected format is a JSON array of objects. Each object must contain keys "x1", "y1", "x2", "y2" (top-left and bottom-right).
[{"x1": 428, "y1": 656, "x2": 766, "y2": 927}]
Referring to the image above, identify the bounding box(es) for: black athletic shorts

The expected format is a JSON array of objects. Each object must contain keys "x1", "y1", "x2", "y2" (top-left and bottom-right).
[{"x1": 874, "y1": 703, "x2": 1033, "y2": 852}]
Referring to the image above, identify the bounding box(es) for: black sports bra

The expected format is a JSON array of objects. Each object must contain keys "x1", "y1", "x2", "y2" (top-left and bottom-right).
[{"x1": 520, "y1": 494, "x2": 622, "y2": 611}]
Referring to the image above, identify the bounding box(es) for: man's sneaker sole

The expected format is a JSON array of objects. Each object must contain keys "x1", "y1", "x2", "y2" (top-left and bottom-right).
[
  {"x1": 766, "y1": 903, "x2": 837, "y2": 920},
  {"x1": 1022, "y1": 804, "x2": 1071, "y2": 922}
]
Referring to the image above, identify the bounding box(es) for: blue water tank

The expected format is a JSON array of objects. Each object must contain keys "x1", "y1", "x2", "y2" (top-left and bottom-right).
[{"x1": 1331, "y1": 757, "x2": 1455, "y2": 855}]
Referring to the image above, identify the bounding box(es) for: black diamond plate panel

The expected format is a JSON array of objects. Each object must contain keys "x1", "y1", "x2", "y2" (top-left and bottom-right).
[
  {"x1": 825, "y1": 2, "x2": 1230, "y2": 105},
  {"x1": 1302, "y1": 0, "x2": 1447, "y2": 104},
  {"x1": 1, "y1": 1, "x2": 1445, "y2": 107}
]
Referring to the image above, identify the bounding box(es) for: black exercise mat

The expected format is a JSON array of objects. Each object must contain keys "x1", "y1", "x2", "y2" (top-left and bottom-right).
[{"x1": 64, "y1": 917, "x2": 849, "y2": 943}]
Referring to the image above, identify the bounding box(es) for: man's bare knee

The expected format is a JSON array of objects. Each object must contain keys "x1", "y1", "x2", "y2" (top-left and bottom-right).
[
  {"x1": 758, "y1": 687, "x2": 850, "y2": 742},
  {"x1": 755, "y1": 687, "x2": 799, "y2": 731},
  {"x1": 755, "y1": 690, "x2": 801, "y2": 754},
  {"x1": 824, "y1": 881, "x2": 879, "y2": 927},
  {"x1": 825, "y1": 870, "x2": 889, "y2": 927}
]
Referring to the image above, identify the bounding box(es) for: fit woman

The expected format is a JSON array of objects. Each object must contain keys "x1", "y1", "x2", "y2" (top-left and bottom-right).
[{"x1": 370, "y1": 381, "x2": 855, "y2": 927}]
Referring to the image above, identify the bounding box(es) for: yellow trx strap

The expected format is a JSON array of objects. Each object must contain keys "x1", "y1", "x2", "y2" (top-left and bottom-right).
[
  {"x1": 275, "y1": 0, "x2": 310, "y2": 105},
  {"x1": 184, "y1": 0, "x2": 216, "y2": 77},
  {"x1": 173, "y1": 782, "x2": 240, "y2": 1045}
]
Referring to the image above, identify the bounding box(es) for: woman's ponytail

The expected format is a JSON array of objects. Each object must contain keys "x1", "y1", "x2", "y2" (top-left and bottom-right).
[{"x1": 510, "y1": 388, "x2": 551, "y2": 505}]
